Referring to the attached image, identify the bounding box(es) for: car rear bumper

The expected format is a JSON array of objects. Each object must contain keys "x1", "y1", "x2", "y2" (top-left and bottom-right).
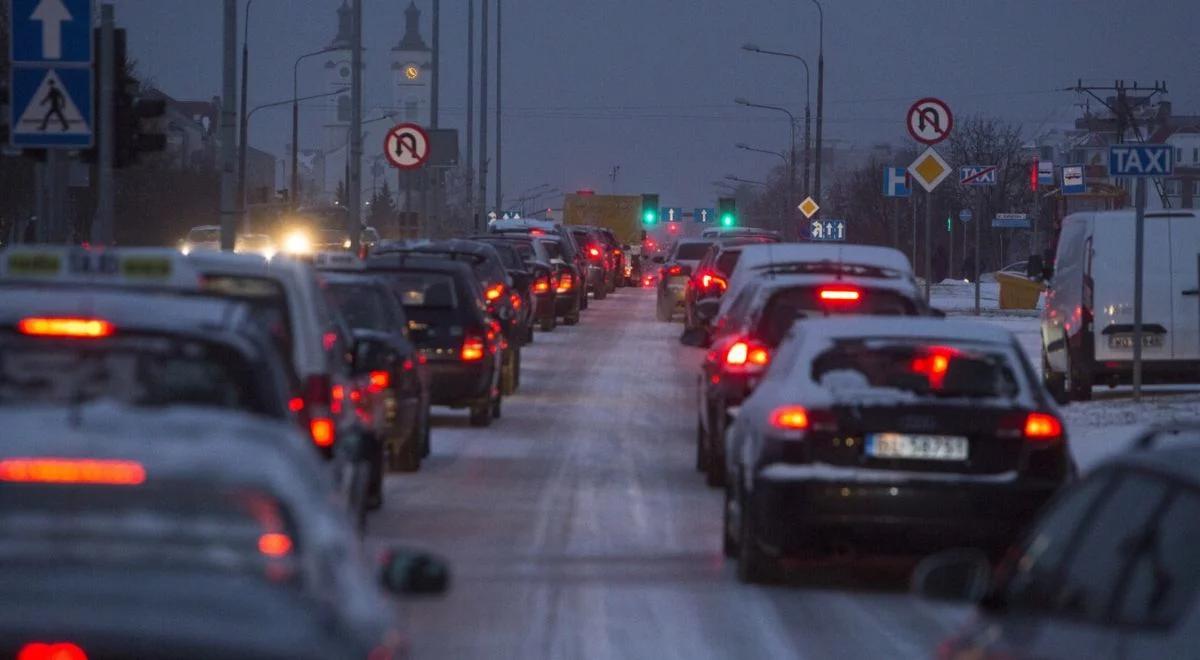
[
  {"x1": 750, "y1": 466, "x2": 1060, "y2": 555},
  {"x1": 659, "y1": 283, "x2": 687, "y2": 307},
  {"x1": 424, "y1": 359, "x2": 494, "y2": 406},
  {"x1": 534, "y1": 293, "x2": 557, "y2": 320},
  {"x1": 554, "y1": 292, "x2": 579, "y2": 316}
]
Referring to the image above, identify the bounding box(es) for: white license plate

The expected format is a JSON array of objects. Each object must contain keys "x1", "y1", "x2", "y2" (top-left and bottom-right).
[
  {"x1": 865, "y1": 433, "x2": 969, "y2": 461},
  {"x1": 1108, "y1": 334, "x2": 1163, "y2": 349}
]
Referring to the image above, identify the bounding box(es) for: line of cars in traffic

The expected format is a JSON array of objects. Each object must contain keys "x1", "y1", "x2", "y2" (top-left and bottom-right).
[
  {"x1": 0, "y1": 218, "x2": 627, "y2": 657},
  {"x1": 664, "y1": 226, "x2": 1200, "y2": 656}
]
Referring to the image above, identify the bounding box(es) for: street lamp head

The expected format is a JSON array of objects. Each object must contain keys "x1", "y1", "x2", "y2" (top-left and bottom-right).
[
  {"x1": 735, "y1": 143, "x2": 748, "y2": 149},
  {"x1": 742, "y1": 43, "x2": 760, "y2": 52},
  {"x1": 734, "y1": 97, "x2": 749, "y2": 106},
  {"x1": 725, "y1": 175, "x2": 739, "y2": 181}
]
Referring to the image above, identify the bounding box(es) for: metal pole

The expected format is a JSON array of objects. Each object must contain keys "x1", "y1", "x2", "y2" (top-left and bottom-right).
[
  {"x1": 910, "y1": 194, "x2": 917, "y2": 268},
  {"x1": 810, "y1": 0, "x2": 824, "y2": 205},
  {"x1": 948, "y1": 210, "x2": 953, "y2": 281},
  {"x1": 348, "y1": 0, "x2": 363, "y2": 253},
  {"x1": 923, "y1": 188, "x2": 931, "y2": 303},
  {"x1": 237, "y1": 0, "x2": 254, "y2": 233},
  {"x1": 803, "y1": 104, "x2": 812, "y2": 196},
  {"x1": 788, "y1": 119, "x2": 796, "y2": 231},
  {"x1": 494, "y1": 0, "x2": 502, "y2": 214},
  {"x1": 465, "y1": 0, "x2": 475, "y2": 224},
  {"x1": 1033, "y1": 185, "x2": 1042, "y2": 257},
  {"x1": 974, "y1": 189, "x2": 982, "y2": 315},
  {"x1": 1132, "y1": 177, "x2": 1147, "y2": 401},
  {"x1": 478, "y1": 0, "x2": 489, "y2": 231},
  {"x1": 431, "y1": 0, "x2": 440, "y2": 129},
  {"x1": 219, "y1": 0, "x2": 238, "y2": 251},
  {"x1": 92, "y1": 4, "x2": 115, "y2": 245}
]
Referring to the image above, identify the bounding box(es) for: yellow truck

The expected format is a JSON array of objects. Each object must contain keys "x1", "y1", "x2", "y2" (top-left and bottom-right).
[{"x1": 561, "y1": 193, "x2": 643, "y2": 246}]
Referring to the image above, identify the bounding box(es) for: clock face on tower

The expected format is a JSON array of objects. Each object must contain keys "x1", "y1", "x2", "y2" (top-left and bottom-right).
[{"x1": 404, "y1": 64, "x2": 420, "y2": 81}]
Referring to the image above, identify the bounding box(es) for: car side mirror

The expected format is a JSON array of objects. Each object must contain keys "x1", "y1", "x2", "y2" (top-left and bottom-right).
[
  {"x1": 695, "y1": 298, "x2": 721, "y2": 323},
  {"x1": 380, "y1": 548, "x2": 451, "y2": 596},
  {"x1": 651, "y1": 255, "x2": 665, "y2": 264},
  {"x1": 911, "y1": 549, "x2": 991, "y2": 603}
]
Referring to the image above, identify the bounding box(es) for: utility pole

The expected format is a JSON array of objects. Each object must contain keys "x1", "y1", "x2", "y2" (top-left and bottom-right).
[
  {"x1": 465, "y1": 0, "x2": 475, "y2": 226},
  {"x1": 810, "y1": 0, "x2": 825, "y2": 205},
  {"x1": 478, "y1": 0, "x2": 489, "y2": 230},
  {"x1": 430, "y1": 0, "x2": 440, "y2": 129},
  {"x1": 91, "y1": 4, "x2": 115, "y2": 245},
  {"x1": 923, "y1": 188, "x2": 931, "y2": 303},
  {"x1": 494, "y1": 0, "x2": 502, "y2": 214},
  {"x1": 348, "y1": 0, "x2": 363, "y2": 252},
  {"x1": 219, "y1": 0, "x2": 238, "y2": 251},
  {"x1": 237, "y1": 0, "x2": 254, "y2": 233}
]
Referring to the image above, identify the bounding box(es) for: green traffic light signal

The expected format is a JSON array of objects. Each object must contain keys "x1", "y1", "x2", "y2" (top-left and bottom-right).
[
  {"x1": 720, "y1": 213, "x2": 735, "y2": 227},
  {"x1": 643, "y1": 209, "x2": 658, "y2": 224},
  {"x1": 641, "y1": 193, "x2": 660, "y2": 225}
]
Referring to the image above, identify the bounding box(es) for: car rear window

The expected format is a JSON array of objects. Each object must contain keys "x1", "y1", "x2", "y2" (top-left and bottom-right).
[
  {"x1": 187, "y1": 228, "x2": 220, "y2": 243},
  {"x1": 325, "y1": 283, "x2": 399, "y2": 333},
  {"x1": 0, "y1": 482, "x2": 302, "y2": 581},
  {"x1": 541, "y1": 241, "x2": 564, "y2": 261},
  {"x1": 0, "y1": 337, "x2": 269, "y2": 412},
  {"x1": 486, "y1": 244, "x2": 524, "y2": 270},
  {"x1": 716, "y1": 250, "x2": 741, "y2": 276},
  {"x1": 200, "y1": 275, "x2": 293, "y2": 358},
  {"x1": 675, "y1": 243, "x2": 713, "y2": 260},
  {"x1": 757, "y1": 287, "x2": 919, "y2": 345},
  {"x1": 809, "y1": 339, "x2": 1020, "y2": 399},
  {"x1": 386, "y1": 273, "x2": 458, "y2": 309}
]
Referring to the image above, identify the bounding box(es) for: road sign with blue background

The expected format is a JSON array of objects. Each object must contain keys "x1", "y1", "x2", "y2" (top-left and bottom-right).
[
  {"x1": 1061, "y1": 165, "x2": 1086, "y2": 194},
  {"x1": 959, "y1": 208, "x2": 973, "y2": 223},
  {"x1": 1109, "y1": 145, "x2": 1173, "y2": 177},
  {"x1": 810, "y1": 218, "x2": 846, "y2": 241},
  {"x1": 661, "y1": 207, "x2": 685, "y2": 223},
  {"x1": 883, "y1": 167, "x2": 911, "y2": 198},
  {"x1": 8, "y1": 0, "x2": 94, "y2": 149},
  {"x1": 959, "y1": 165, "x2": 997, "y2": 186},
  {"x1": 694, "y1": 208, "x2": 715, "y2": 224},
  {"x1": 992, "y1": 213, "x2": 1030, "y2": 229}
]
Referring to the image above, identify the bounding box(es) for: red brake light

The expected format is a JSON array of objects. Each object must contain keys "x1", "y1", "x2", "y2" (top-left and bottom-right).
[
  {"x1": 462, "y1": 334, "x2": 486, "y2": 362},
  {"x1": 258, "y1": 532, "x2": 294, "y2": 557},
  {"x1": 723, "y1": 340, "x2": 770, "y2": 372},
  {"x1": 769, "y1": 405, "x2": 810, "y2": 430},
  {"x1": 485, "y1": 283, "x2": 505, "y2": 301},
  {"x1": 0, "y1": 458, "x2": 145, "y2": 486},
  {"x1": 18, "y1": 643, "x2": 88, "y2": 660},
  {"x1": 818, "y1": 287, "x2": 861, "y2": 302},
  {"x1": 556, "y1": 273, "x2": 574, "y2": 293},
  {"x1": 310, "y1": 418, "x2": 335, "y2": 447},
  {"x1": 700, "y1": 273, "x2": 728, "y2": 292},
  {"x1": 288, "y1": 397, "x2": 304, "y2": 413},
  {"x1": 510, "y1": 293, "x2": 522, "y2": 310},
  {"x1": 368, "y1": 370, "x2": 391, "y2": 392},
  {"x1": 1024, "y1": 413, "x2": 1063, "y2": 441},
  {"x1": 533, "y1": 277, "x2": 550, "y2": 294},
  {"x1": 911, "y1": 347, "x2": 958, "y2": 389},
  {"x1": 530, "y1": 229, "x2": 545, "y2": 236},
  {"x1": 18, "y1": 317, "x2": 113, "y2": 338},
  {"x1": 666, "y1": 265, "x2": 683, "y2": 276},
  {"x1": 588, "y1": 246, "x2": 601, "y2": 258}
]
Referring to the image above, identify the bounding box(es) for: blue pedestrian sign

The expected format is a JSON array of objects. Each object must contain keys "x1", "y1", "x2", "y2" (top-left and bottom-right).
[
  {"x1": 959, "y1": 165, "x2": 997, "y2": 186},
  {"x1": 810, "y1": 218, "x2": 846, "y2": 241},
  {"x1": 8, "y1": 0, "x2": 94, "y2": 149},
  {"x1": 882, "y1": 167, "x2": 911, "y2": 198},
  {"x1": 1109, "y1": 144, "x2": 1173, "y2": 177},
  {"x1": 694, "y1": 208, "x2": 716, "y2": 224},
  {"x1": 661, "y1": 207, "x2": 685, "y2": 223}
]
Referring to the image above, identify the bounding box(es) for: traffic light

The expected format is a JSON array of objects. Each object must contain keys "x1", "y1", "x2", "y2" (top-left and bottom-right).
[
  {"x1": 84, "y1": 28, "x2": 166, "y2": 168},
  {"x1": 641, "y1": 193, "x2": 659, "y2": 225},
  {"x1": 718, "y1": 197, "x2": 736, "y2": 227}
]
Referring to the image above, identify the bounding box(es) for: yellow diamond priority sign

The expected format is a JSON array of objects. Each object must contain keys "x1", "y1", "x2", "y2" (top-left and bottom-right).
[
  {"x1": 908, "y1": 147, "x2": 951, "y2": 192},
  {"x1": 798, "y1": 196, "x2": 820, "y2": 219}
]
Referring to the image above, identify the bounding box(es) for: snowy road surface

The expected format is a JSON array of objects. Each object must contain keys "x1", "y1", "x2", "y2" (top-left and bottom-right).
[{"x1": 369, "y1": 288, "x2": 968, "y2": 659}]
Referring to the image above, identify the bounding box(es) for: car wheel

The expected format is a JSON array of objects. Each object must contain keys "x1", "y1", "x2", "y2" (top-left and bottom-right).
[
  {"x1": 722, "y1": 482, "x2": 740, "y2": 558},
  {"x1": 469, "y1": 402, "x2": 493, "y2": 427},
  {"x1": 513, "y1": 347, "x2": 522, "y2": 391},
  {"x1": 705, "y1": 411, "x2": 727, "y2": 488},
  {"x1": 397, "y1": 421, "x2": 421, "y2": 473},
  {"x1": 540, "y1": 316, "x2": 555, "y2": 332},
  {"x1": 736, "y1": 486, "x2": 778, "y2": 584},
  {"x1": 594, "y1": 282, "x2": 607, "y2": 300},
  {"x1": 579, "y1": 289, "x2": 589, "y2": 310},
  {"x1": 366, "y1": 434, "x2": 385, "y2": 509},
  {"x1": 420, "y1": 405, "x2": 432, "y2": 458},
  {"x1": 1043, "y1": 352, "x2": 1068, "y2": 405},
  {"x1": 696, "y1": 416, "x2": 708, "y2": 472},
  {"x1": 1064, "y1": 347, "x2": 1093, "y2": 402},
  {"x1": 500, "y1": 350, "x2": 517, "y2": 396},
  {"x1": 656, "y1": 300, "x2": 672, "y2": 322},
  {"x1": 491, "y1": 395, "x2": 502, "y2": 420},
  {"x1": 563, "y1": 310, "x2": 580, "y2": 326}
]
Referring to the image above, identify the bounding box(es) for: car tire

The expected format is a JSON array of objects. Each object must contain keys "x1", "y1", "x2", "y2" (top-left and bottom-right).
[
  {"x1": 656, "y1": 300, "x2": 672, "y2": 322},
  {"x1": 594, "y1": 282, "x2": 607, "y2": 300},
  {"x1": 397, "y1": 422, "x2": 421, "y2": 473},
  {"x1": 366, "y1": 435, "x2": 385, "y2": 509},
  {"x1": 722, "y1": 482, "x2": 740, "y2": 558},
  {"x1": 1065, "y1": 347, "x2": 1093, "y2": 402},
  {"x1": 469, "y1": 402, "x2": 493, "y2": 427},
  {"x1": 501, "y1": 350, "x2": 517, "y2": 396},
  {"x1": 491, "y1": 395, "x2": 502, "y2": 420},
  {"x1": 420, "y1": 405, "x2": 432, "y2": 458},
  {"x1": 540, "y1": 316, "x2": 555, "y2": 332},
  {"x1": 705, "y1": 410, "x2": 727, "y2": 488},
  {"x1": 696, "y1": 417, "x2": 708, "y2": 472},
  {"x1": 1043, "y1": 352, "x2": 1068, "y2": 405},
  {"x1": 736, "y1": 487, "x2": 778, "y2": 584},
  {"x1": 563, "y1": 309, "x2": 580, "y2": 326},
  {"x1": 579, "y1": 289, "x2": 589, "y2": 310}
]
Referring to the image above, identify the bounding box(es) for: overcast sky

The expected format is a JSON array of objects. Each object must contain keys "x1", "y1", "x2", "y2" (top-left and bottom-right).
[{"x1": 111, "y1": 0, "x2": 1199, "y2": 208}]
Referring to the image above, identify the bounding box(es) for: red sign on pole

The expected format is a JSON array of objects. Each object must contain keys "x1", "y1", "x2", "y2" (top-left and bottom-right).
[
  {"x1": 906, "y1": 98, "x2": 953, "y2": 145},
  {"x1": 384, "y1": 123, "x2": 431, "y2": 170}
]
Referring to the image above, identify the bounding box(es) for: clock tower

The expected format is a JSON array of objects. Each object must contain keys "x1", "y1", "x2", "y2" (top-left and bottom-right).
[
  {"x1": 391, "y1": 1, "x2": 432, "y2": 127},
  {"x1": 321, "y1": 0, "x2": 356, "y2": 199}
]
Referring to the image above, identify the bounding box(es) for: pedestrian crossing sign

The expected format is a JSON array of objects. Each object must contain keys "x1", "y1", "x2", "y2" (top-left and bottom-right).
[{"x1": 9, "y1": 66, "x2": 93, "y2": 148}]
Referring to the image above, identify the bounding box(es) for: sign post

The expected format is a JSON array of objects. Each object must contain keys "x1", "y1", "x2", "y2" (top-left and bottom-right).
[
  {"x1": 908, "y1": 144, "x2": 952, "y2": 302},
  {"x1": 1109, "y1": 144, "x2": 1174, "y2": 401}
]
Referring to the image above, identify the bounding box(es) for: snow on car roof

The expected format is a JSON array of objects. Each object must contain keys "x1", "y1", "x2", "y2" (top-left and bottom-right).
[
  {"x1": 789, "y1": 317, "x2": 1015, "y2": 345},
  {"x1": 736, "y1": 243, "x2": 913, "y2": 274}
]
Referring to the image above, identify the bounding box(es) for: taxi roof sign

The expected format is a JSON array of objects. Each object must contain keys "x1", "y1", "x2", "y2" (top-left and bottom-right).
[{"x1": 0, "y1": 247, "x2": 203, "y2": 290}]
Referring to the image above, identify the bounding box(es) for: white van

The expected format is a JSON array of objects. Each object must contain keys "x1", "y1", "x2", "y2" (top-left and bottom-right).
[{"x1": 1042, "y1": 209, "x2": 1200, "y2": 401}]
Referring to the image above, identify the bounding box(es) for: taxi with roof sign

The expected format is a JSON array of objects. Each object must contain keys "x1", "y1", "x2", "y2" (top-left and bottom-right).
[{"x1": 0, "y1": 403, "x2": 450, "y2": 660}]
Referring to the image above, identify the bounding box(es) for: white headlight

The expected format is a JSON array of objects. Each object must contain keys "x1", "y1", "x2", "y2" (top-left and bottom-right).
[{"x1": 282, "y1": 231, "x2": 313, "y2": 255}]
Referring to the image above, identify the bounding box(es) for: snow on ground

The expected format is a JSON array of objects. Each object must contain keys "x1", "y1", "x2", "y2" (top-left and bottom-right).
[{"x1": 931, "y1": 283, "x2": 1200, "y2": 473}]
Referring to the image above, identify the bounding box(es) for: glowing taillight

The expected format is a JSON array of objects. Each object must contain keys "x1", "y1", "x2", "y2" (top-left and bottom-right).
[
  {"x1": 368, "y1": 370, "x2": 391, "y2": 392},
  {"x1": 556, "y1": 273, "x2": 574, "y2": 293},
  {"x1": 288, "y1": 397, "x2": 304, "y2": 413},
  {"x1": 1024, "y1": 413, "x2": 1063, "y2": 441},
  {"x1": 588, "y1": 246, "x2": 601, "y2": 258},
  {"x1": 769, "y1": 406, "x2": 810, "y2": 430},
  {"x1": 511, "y1": 293, "x2": 522, "y2": 310},
  {"x1": 665, "y1": 265, "x2": 683, "y2": 276},
  {"x1": 533, "y1": 277, "x2": 550, "y2": 293},
  {"x1": 700, "y1": 273, "x2": 727, "y2": 291},
  {"x1": 818, "y1": 287, "x2": 861, "y2": 302},
  {"x1": 258, "y1": 532, "x2": 293, "y2": 557},
  {"x1": 485, "y1": 283, "x2": 505, "y2": 301},
  {"x1": 17, "y1": 317, "x2": 114, "y2": 338},
  {"x1": 310, "y1": 418, "x2": 335, "y2": 447},
  {"x1": 462, "y1": 335, "x2": 486, "y2": 361},
  {"x1": 724, "y1": 340, "x2": 770, "y2": 369},
  {"x1": 17, "y1": 642, "x2": 88, "y2": 660},
  {"x1": 0, "y1": 459, "x2": 145, "y2": 486},
  {"x1": 911, "y1": 347, "x2": 957, "y2": 389}
]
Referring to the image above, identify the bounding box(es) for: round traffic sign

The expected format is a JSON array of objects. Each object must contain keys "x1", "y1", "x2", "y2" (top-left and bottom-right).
[
  {"x1": 959, "y1": 208, "x2": 973, "y2": 223},
  {"x1": 906, "y1": 97, "x2": 953, "y2": 145},
  {"x1": 384, "y1": 123, "x2": 431, "y2": 170}
]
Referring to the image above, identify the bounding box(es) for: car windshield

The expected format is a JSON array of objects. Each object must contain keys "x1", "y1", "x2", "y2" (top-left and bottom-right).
[
  {"x1": 810, "y1": 339, "x2": 1021, "y2": 399},
  {"x1": 199, "y1": 276, "x2": 293, "y2": 358},
  {"x1": 0, "y1": 338, "x2": 265, "y2": 412},
  {"x1": 187, "y1": 228, "x2": 220, "y2": 243},
  {"x1": 758, "y1": 286, "x2": 920, "y2": 345}
]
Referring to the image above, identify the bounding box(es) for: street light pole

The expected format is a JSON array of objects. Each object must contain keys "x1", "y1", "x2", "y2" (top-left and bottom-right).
[
  {"x1": 291, "y1": 47, "x2": 334, "y2": 210},
  {"x1": 220, "y1": 0, "x2": 238, "y2": 251},
  {"x1": 494, "y1": 0, "x2": 503, "y2": 214},
  {"x1": 740, "y1": 44, "x2": 811, "y2": 196},
  {"x1": 237, "y1": 0, "x2": 256, "y2": 232},
  {"x1": 478, "y1": 0, "x2": 489, "y2": 231},
  {"x1": 348, "y1": 0, "x2": 363, "y2": 253},
  {"x1": 810, "y1": 0, "x2": 825, "y2": 205}
]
